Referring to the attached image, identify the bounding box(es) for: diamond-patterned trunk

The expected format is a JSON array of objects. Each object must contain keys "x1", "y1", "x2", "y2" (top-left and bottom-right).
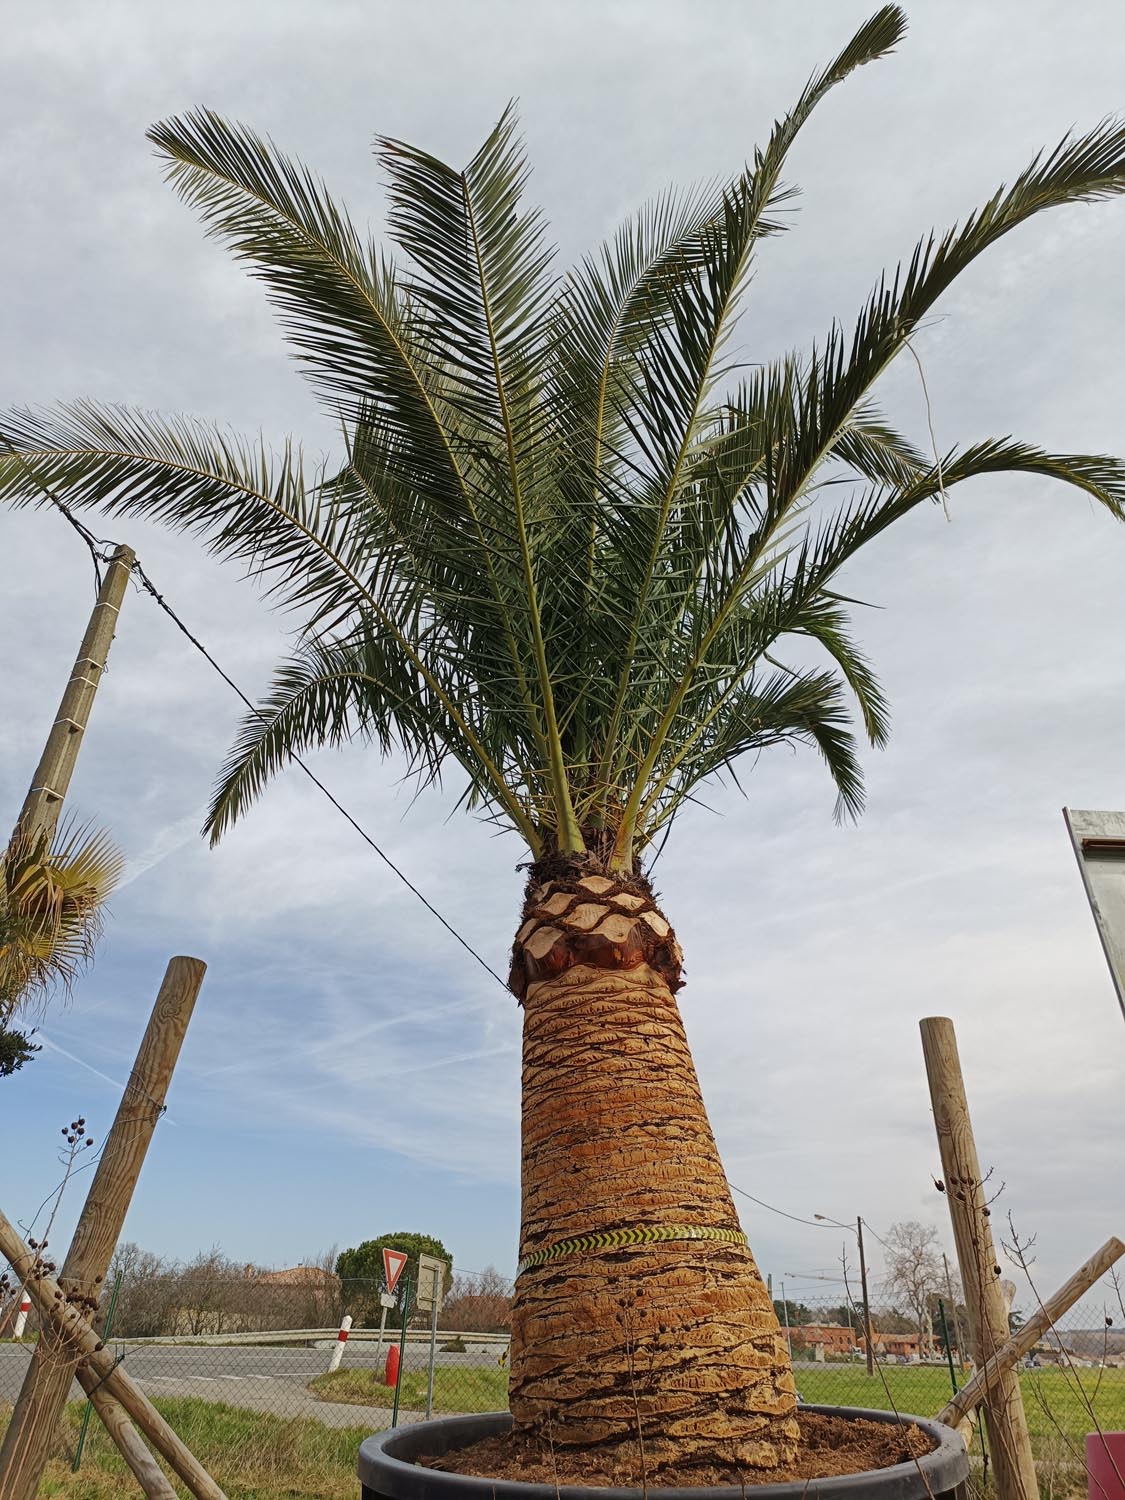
[{"x1": 507, "y1": 866, "x2": 799, "y2": 1472}]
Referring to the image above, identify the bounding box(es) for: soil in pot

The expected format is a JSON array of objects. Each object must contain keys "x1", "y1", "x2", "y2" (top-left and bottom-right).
[{"x1": 419, "y1": 1409, "x2": 935, "y2": 1487}]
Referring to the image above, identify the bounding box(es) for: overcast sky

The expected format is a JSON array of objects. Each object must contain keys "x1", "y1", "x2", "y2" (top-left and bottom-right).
[{"x1": 1, "y1": 0, "x2": 1123, "y2": 1315}]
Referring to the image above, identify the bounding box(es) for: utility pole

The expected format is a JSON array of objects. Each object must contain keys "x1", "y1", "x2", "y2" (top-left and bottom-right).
[
  {"x1": 13, "y1": 544, "x2": 134, "y2": 844},
  {"x1": 857, "y1": 1217, "x2": 875, "y2": 1377}
]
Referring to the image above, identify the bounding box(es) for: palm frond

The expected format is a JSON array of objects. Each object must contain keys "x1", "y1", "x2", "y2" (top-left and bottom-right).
[
  {"x1": 379, "y1": 105, "x2": 582, "y2": 849},
  {"x1": 3, "y1": 8, "x2": 1124, "y2": 880},
  {"x1": 0, "y1": 818, "x2": 123, "y2": 1017},
  {"x1": 206, "y1": 626, "x2": 546, "y2": 845},
  {"x1": 0, "y1": 403, "x2": 542, "y2": 849}
]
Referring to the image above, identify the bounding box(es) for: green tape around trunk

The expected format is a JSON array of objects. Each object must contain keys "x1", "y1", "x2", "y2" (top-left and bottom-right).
[{"x1": 516, "y1": 1223, "x2": 748, "y2": 1276}]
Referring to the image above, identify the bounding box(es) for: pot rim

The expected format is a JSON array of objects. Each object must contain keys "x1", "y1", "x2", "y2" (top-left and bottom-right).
[{"x1": 357, "y1": 1404, "x2": 970, "y2": 1499}]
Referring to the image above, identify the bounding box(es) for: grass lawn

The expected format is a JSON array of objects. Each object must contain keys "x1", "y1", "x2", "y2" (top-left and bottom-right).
[
  {"x1": 1, "y1": 1396, "x2": 369, "y2": 1500},
  {"x1": 309, "y1": 1363, "x2": 509, "y2": 1413},
  {"x1": 797, "y1": 1362, "x2": 1125, "y2": 1453},
  {"x1": 5, "y1": 1364, "x2": 1118, "y2": 1496}
]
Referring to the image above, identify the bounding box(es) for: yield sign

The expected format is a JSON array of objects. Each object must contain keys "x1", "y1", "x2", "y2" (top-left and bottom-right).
[{"x1": 382, "y1": 1247, "x2": 408, "y2": 1295}]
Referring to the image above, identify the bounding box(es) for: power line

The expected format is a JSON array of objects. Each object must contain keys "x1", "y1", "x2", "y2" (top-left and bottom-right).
[
  {"x1": 730, "y1": 1185, "x2": 892, "y2": 1255},
  {"x1": 24, "y1": 478, "x2": 509, "y2": 992},
  {"x1": 729, "y1": 1184, "x2": 843, "y2": 1232},
  {"x1": 861, "y1": 1219, "x2": 892, "y2": 1251},
  {"x1": 128, "y1": 557, "x2": 509, "y2": 991}
]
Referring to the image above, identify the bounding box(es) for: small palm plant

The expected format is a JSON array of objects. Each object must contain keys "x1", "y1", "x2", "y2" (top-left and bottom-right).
[
  {"x1": 3, "y1": 5, "x2": 1124, "y2": 1474},
  {"x1": 0, "y1": 819, "x2": 123, "y2": 1068}
]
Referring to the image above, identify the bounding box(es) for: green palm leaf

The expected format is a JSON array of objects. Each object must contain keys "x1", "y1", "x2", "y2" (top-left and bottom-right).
[
  {"x1": 0, "y1": 819, "x2": 123, "y2": 1017},
  {"x1": 2, "y1": 7, "x2": 1124, "y2": 877}
]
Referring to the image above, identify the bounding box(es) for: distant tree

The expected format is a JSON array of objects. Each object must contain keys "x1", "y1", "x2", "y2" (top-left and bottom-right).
[
  {"x1": 442, "y1": 1265, "x2": 512, "y2": 1333},
  {"x1": 772, "y1": 1299, "x2": 813, "y2": 1327},
  {"x1": 0, "y1": 1024, "x2": 39, "y2": 1077},
  {"x1": 336, "y1": 1232, "x2": 453, "y2": 1327},
  {"x1": 822, "y1": 1303, "x2": 857, "y2": 1329},
  {"x1": 883, "y1": 1221, "x2": 943, "y2": 1352},
  {"x1": 873, "y1": 1305, "x2": 919, "y2": 1335}
]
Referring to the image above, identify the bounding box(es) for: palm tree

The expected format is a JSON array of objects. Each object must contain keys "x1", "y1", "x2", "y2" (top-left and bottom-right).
[
  {"x1": 0, "y1": 821, "x2": 123, "y2": 1074},
  {"x1": 0, "y1": 819, "x2": 123, "y2": 1018},
  {"x1": 2, "y1": 5, "x2": 1124, "y2": 1473}
]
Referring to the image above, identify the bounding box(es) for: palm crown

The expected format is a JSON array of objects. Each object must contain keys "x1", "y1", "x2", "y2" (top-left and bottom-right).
[
  {"x1": 3, "y1": 5, "x2": 1125, "y2": 875},
  {"x1": 0, "y1": 820, "x2": 123, "y2": 1019}
]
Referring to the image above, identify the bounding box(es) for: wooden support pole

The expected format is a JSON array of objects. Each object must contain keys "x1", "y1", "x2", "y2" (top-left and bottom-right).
[
  {"x1": 0, "y1": 956, "x2": 206, "y2": 1500},
  {"x1": 0, "y1": 1204, "x2": 228, "y2": 1500},
  {"x1": 920, "y1": 1017, "x2": 1041, "y2": 1500},
  {"x1": 74, "y1": 1378, "x2": 178, "y2": 1500},
  {"x1": 13, "y1": 544, "x2": 135, "y2": 844},
  {"x1": 937, "y1": 1236, "x2": 1125, "y2": 1430}
]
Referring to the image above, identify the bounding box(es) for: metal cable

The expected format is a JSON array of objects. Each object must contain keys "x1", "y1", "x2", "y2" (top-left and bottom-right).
[{"x1": 23, "y1": 486, "x2": 509, "y2": 991}]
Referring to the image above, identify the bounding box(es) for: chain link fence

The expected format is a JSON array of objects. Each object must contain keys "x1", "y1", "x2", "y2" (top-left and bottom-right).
[
  {"x1": 772, "y1": 1284, "x2": 1125, "y2": 1498},
  {"x1": 2, "y1": 1266, "x2": 1123, "y2": 1496}
]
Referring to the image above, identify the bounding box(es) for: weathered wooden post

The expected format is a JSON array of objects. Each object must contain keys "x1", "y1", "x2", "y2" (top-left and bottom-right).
[
  {"x1": 937, "y1": 1236, "x2": 1125, "y2": 1432},
  {"x1": 0, "y1": 1203, "x2": 227, "y2": 1500},
  {"x1": 0, "y1": 956, "x2": 206, "y2": 1500},
  {"x1": 920, "y1": 1016, "x2": 1040, "y2": 1500}
]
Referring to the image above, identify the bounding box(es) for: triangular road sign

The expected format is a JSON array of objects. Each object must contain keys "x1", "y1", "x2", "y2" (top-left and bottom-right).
[{"x1": 382, "y1": 1247, "x2": 408, "y2": 1295}]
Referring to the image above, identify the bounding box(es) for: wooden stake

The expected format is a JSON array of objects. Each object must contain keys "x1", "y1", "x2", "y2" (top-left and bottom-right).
[
  {"x1": 937, "y1": 1236, "x2": 1125, "y2": 1430},
  {"x1": 0, "y1": 1204, "x2": 228, "y2": 1500},
  {"x1": 13, "y1": 544, "x2": 135, "y2": 844},
  {"x1": 0, "y1": 956, "x2": 206, "y2": 1500},
  {"x1": 73, "y1": 1380, "x2": 178, "y2": 1500},
  {"x1": 920, "y1": 1017, "x2": 1040, "y2": 1500}
]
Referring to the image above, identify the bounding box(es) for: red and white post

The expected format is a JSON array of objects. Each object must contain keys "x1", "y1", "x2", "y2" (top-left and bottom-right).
[
  {"x1": 13, "y1": 1287, "x2": 31, "y2": 1339},
  {"x1": 327, "y1": 1313, "x2": 352, "y2": 1373}
]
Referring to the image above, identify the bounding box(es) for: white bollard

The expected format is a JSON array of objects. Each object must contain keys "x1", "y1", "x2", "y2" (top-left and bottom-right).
[
  {"x1": 13, "y1": 1287, "x2": 31, "y2": 1339},
  {"x1": 327, "y1": 1313, "x2": 352, "y2": 1372}
]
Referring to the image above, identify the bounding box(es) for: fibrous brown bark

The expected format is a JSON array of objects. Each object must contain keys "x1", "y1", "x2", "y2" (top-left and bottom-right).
[{"x1": 508, "y1": 865, "x2": 798, "y2": 1473}]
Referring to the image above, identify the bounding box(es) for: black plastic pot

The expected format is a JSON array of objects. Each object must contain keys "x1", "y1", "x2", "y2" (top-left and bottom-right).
[{"x1": 358, "y1": 1406, "x2": 969, "y2": 1499}]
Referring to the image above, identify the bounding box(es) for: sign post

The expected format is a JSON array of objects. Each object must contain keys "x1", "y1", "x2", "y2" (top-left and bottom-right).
[
  {"x1": 377, "y1": 1248, "x2": 409, "y2": 1361},
  {"x1": 375, "y1": 1291, "x2": 396, "y2": 1360},
  {"x1": 416, "y1": 1254, "x2": 449, "y2": 1421},
  {"x1": 1064, "y1": 808, "x2": 1125, "y2": 1024},
  {"x1": 390, "y1": 1277, "x2": 412, "y2": 1430}
]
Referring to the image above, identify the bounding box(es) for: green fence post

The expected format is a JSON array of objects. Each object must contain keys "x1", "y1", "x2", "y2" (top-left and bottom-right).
[
  {"x1": 937, "y1": 1298, "x2": 958, "y2": 1397},
  {"x1": 72, "y1": 1269, "x2": 122, "y2": 1471},
  {"x1": 391, "y1": 1276, "x2": 412, "y2": 1429}
]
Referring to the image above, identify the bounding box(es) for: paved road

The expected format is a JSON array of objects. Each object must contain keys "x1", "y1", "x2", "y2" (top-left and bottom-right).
[{"x1": 0, "y1": 1339, "x2": 507, "y2": 1430}]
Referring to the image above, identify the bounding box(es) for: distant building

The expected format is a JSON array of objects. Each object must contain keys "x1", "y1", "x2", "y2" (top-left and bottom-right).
[
  {"x1": 789, "y1": 1323, "x2": 856, "y2": 1358},
  {"x1": 250, "y1": 1264, "x2": 339, "y2": 1292},
  {"x1": 172, "y1": 1264, "x2": 341, "y2": 1335},
  {"x1": 859, "y1": 1330, "x2": 922, "y2": 1361}
]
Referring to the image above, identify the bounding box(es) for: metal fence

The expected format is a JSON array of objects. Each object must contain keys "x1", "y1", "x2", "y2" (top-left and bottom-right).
[
  {"x1": 1, "y1": 1271, "x2": 1122, "y2": 1496},
  {"x1": 0, "y1": 1267, "x2": 512, "y2": 1418},
  {"x1": 769, "y1": 1286, "x2": 1125, "y2": 1498}
]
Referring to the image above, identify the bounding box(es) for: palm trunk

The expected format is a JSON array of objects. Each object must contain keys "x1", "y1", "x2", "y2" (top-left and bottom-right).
[{"x1": 507, "y1": 864, "x2": 798, "y2": 1473}]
